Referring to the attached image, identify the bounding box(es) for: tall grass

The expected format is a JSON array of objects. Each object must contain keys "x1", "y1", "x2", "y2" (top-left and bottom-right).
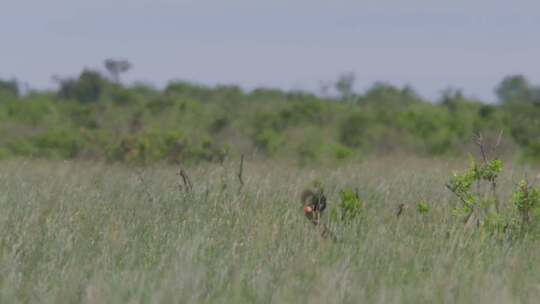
[{"x1": 0, "y1": 157, "x2": 539, "y2": 303}]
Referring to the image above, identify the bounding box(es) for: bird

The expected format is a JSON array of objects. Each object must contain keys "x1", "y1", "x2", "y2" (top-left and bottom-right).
[
  {"x1": 301, "y1": 188, "x2": 327, "y2": 225},
  {"x1": 396, "y1": 203, "x2": 406, "y2": 218}
]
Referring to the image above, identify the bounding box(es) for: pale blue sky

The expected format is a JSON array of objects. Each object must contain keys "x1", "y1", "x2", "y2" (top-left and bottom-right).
[{"x1": 2, "y1": 0, "x2": 540, "y2": 101}]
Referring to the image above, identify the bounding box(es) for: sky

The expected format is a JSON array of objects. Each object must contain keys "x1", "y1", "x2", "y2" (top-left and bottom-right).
[{"x1": 1, "y1": 0, "x2": 540, "y2": 101}]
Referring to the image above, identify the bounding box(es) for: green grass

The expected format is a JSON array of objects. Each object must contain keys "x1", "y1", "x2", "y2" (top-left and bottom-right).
[{"x1": 0, "y1": 157, "x2": 539, "y2": 303}]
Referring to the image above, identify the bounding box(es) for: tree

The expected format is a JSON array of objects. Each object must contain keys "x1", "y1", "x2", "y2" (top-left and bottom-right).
[
  {"x1": 495, "y1": 75, "x2": 539, "y2": 105},
  {"x1": 104, "y1": 59, "x2": 132, "y2": 84},
  {"x1": 56, "y1": 70, "x2": 107, "y2": 103},
  {"x1": 358, "y1": 82, "x2": 422, "y2": 107},
  {"x1": 335, "y1": 72, "x2": 356, "y2": 102},
  {"x1": 0, "y1": 78, "x2": 19, "y2": 98},
  {"x1": 440, "y1": 88, "x2": 466, "y2": 111}
]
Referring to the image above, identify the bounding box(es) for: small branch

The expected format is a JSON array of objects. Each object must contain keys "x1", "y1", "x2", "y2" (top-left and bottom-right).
[
  {"x1": 237, "y1": 154, "x2": 245, "y2": 191},
  {"x1": 492, "y1": 181, "x2": 500, "y2": 213},
  {"x1": 446, "y1": 184, "x2": 468, "y2": 207},
  {"x1": 177, "y1": 166, "x2": 193, "y2": 193},
  {"x1": 474, "y1": 133, "x2": 488, "y2": 164},
  {"x1": 493, "y1": 130, "x2": 504, "y2": 159},
  {"x1": 495, "y1": 130, "x2": 503, "y2": 148}
]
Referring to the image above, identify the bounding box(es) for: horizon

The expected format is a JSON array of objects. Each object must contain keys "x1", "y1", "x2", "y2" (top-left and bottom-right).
[{"x1": 2, "y1": 0, "x2": 540, "y2": 102}]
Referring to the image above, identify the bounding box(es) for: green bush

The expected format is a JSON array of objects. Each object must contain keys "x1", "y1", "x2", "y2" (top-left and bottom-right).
[
  {"x1": 513, "y1": 180, "x2": 540, "y2": 229},
  {"x1": 330, "y1": 189, "x2": 363, "y2": 223},
  {"x1": 209, "y1": 116, "x2": 229, "y2": 134},
  {"x1": 2, "y1": 72, "x2": 540, "y2": 164},
  {"x1": 339, "y1": 112, "x2": 369, "y2": 148},
  {"x1": 522, "y1": 142, "x2": 540, "y2": 162},
  {"x1": 253, "y1": 129, "x2": 282, "y2": 156},
  {"x1": 296, "y1": 139, "x2": 320, "y2": 166},
  {"x1": 31, "y1": 130, "x2": 83, "y2": 158},
  {"x1": 6, "y1": 139, "x2": 36, "y2": 156},
  {"x1": 0, "y1": 79, "x2": 18, "y2": 100},
  {"x1": 416, "y1": 201, "x2": 430, "y2": 214},
  {"x1": 253, "y1": 112, "x2": 285, "y2": 132},
  {"x1": 107, "y1": 132, "x2": 228, "y2": 164},
  {"x1": 111, "y1": 87, "x2": 140, "y2": 106},
  {"x1": 57, "y1": 70, "x2": 109, "y2": 103},
  {"x1": 4, "y1": 99, "x2": 58, "y2": 126},
  {"x1": 332, "y1": 144, "x2": 353, "y2": 161},
  {"x1": 279, "y1": 101, "x2": 326, "y2": 126}
]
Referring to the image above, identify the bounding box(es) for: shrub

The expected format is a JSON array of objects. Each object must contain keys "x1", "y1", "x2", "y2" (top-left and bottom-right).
[
  {"x1": 296, "y1": 139, "x2": 320, "y2": 166},
  {"x1": 253, "y1": 112, "x2": 285, "y2": 132},
  {"x1": 4, "y1": 99, "x2": 57, "y2": 126},
  {"x1": 146, "y1": 96, "x2": 176, "y2": 115},
  {"x1": 107, "y1": 135, "x2": 149, "y2": 163},
  {"x1": 445, "y1": 141, "x2": 540, "y2": 237},
  {"x1": 279, "y1": 101, "x2": 325, "y2": 126},
  {"x1": 57, "y1": 70, "x2": 108, "y2": 103},
  {"x1": 339, "y1": 112, "x2": 368, "y2": 148},
  {"x1": 107, "y1": 132, "x2": 228, "y2": 164},
  {"x1": 31, "y1": 130, "x2": 83, "y2": 158},
  {"x1": 209, "y1": 116, "x2": 229, "y2": 134},
  {"x1": 111, "y1": 87, "x2": 140, "y2": 106},
  {"x1": 0, "y1": 79, "x2": 19, "y2": 99},
  {"x1": 512, "y1": 180, "x2": 540, "y2": 229},
  {"x1": 330, "y1": 189, "x2": 363, "y2": 223},
  {"x1": 333, "y1": 144, "x2": 353, "y2": 161},
  {"x1": 253, "y1": 129, "x2": 282, "y2": 156},
  {"x1": 68, "y1": 105, "x2": 99, "y2": 129},
  {"x1": 447, "y1": 157, "x2": 502, "y2": 224},
  {"x1": 416, "y1": 201, "x2": 430, "y2": 214},
  {"x1": 6, "y1": 139, "x2": 35, "y2": 156},
  {"x1": 521, "y1": 142, "x2": 540, "y2": 163}
]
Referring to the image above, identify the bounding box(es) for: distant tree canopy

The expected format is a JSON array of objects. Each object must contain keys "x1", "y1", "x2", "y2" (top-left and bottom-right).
[
  {"x1": 358, "y1": 82, "x2": 423, "y2": 107},
  {"x1": 104, "y1": 59, "x2": 132, "y2": 83},
  {"x1": 1, "y1": 66, "x2": 540, "y2": 164},
  {"x1": 496, "y1": 75, "x2": 540, "y2": 105},
  {"x1": 56, "y1": 70, "x2": 109, "y2": 103},
  {"x1": 0, "y1": 79, "x2": 19, "y2": 99},
  {"x1": 335, "y1": 72, "x2": 356, "y2": 101}
]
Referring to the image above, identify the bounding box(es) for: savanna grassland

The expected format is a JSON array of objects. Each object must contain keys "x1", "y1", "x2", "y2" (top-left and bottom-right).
[
  {"x1": 2, "y1": 67, "x2": 540, "y2": 303},
  {"x1": 1, "y1": 156, "x2": 540, "y2": 303}
]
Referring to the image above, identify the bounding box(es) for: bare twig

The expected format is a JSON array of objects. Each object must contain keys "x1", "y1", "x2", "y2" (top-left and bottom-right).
[
  {"x1": 237, "y1": 154, "x2": 245, "y2": 191},
  {"x1": 494, "y1": 130, "x2": 503, "y2": 155},
  {"x1": 177, "y1": 166, "x2": 193, "y2": 193},
  {"x1": 492, "y1": 131, "x2": 504, "y2": 212},
  {"x1": 445, "y1": 183, "x2": 469, "y2": 207},
  {"x1": 474, "y1": 131, "x2": 504, "y2": 213},
  {"x1": 474, "y1": 133, "x2": 488, "y2": 164}
]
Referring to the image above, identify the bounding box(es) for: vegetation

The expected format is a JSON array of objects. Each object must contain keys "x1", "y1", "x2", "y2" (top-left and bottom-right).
[
  {"x1": 0, "y1": 157, "x2": 539, "y2": 303},
  {"x1": 3, "y1": 62, "x2": 540, "y2": 303},
  {"x1": 2, "y1": 63, "x2": 540, "y2": 165}
]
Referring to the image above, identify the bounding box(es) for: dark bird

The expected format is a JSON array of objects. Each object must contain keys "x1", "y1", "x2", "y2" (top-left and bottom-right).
[
  {"x1": 396, "y1": 203, "x2": 406, "y2": 218},
  {"x1": 301, "y1": 188, "x2": 327, "y2": 225}
]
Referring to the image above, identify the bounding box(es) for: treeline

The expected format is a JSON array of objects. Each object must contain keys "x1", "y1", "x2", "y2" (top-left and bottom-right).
[{"x1": 1, "y1": 64, "x2": 539, "y2": 164}]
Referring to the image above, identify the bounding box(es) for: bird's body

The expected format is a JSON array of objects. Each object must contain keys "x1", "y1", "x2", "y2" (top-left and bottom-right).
[
  {"x1": 300, "y1": 187, "x2": 338, "y2": 241},
  {"x1": 301, "y1": 189, "x2": 327, "y2": 225}
]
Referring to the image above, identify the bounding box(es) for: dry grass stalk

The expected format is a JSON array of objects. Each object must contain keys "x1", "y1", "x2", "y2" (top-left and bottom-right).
[
  {"x1": 237, "y1": 154, "x2": 245, "y2": 192},
  {"x1": 177, "y1": 167, "x2": 193, "y2": 193}
]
